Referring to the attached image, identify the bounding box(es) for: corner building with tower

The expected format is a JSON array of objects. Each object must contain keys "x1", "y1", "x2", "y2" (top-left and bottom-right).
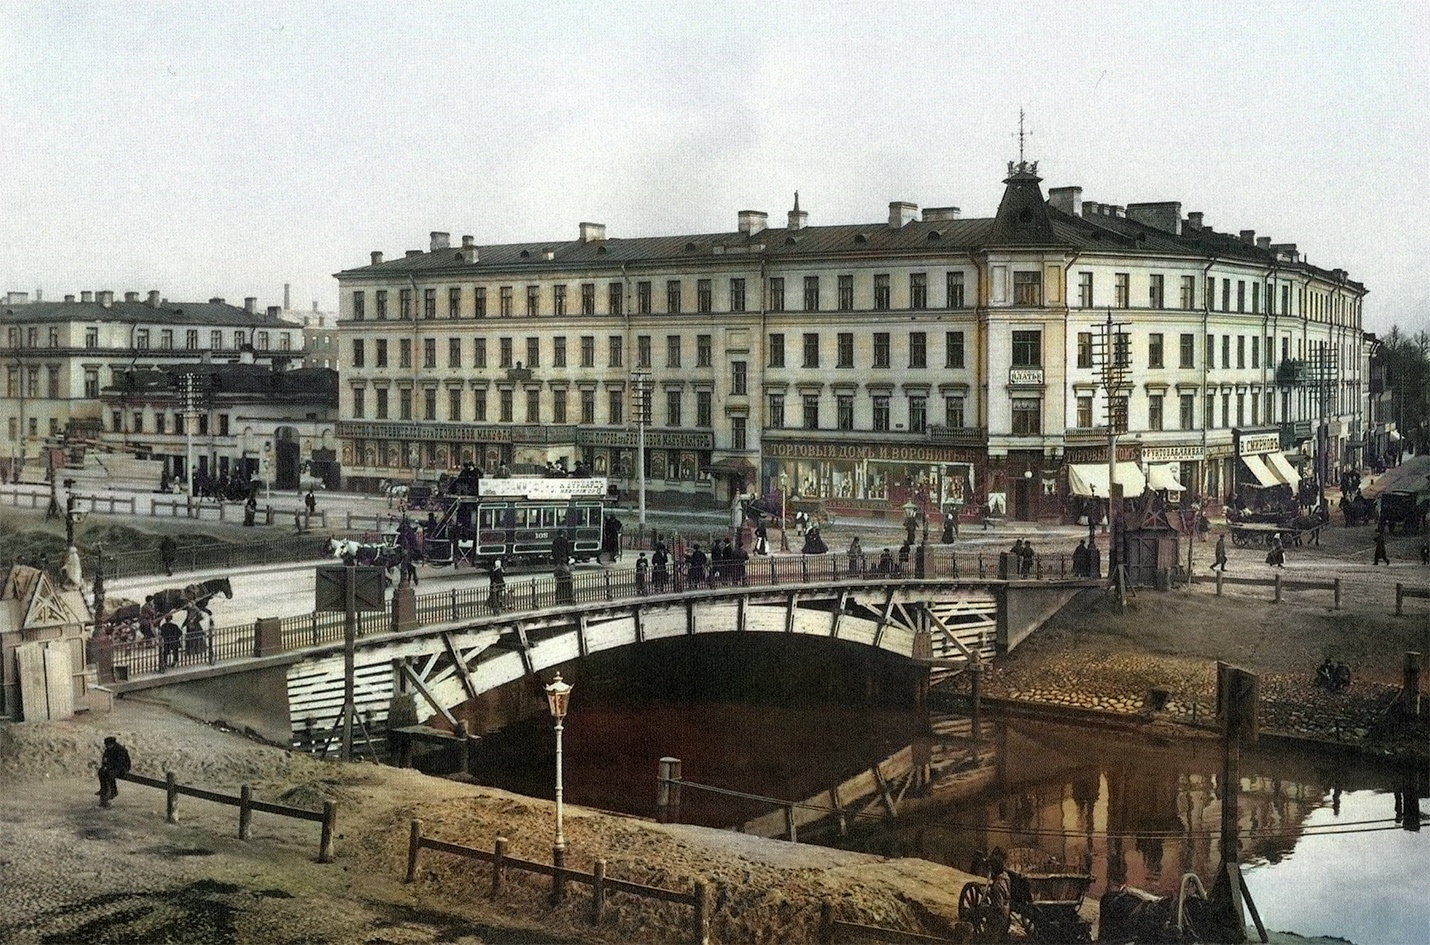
[{"x1": 333, "y1": 161, "x2": 1367, "y2": 522}]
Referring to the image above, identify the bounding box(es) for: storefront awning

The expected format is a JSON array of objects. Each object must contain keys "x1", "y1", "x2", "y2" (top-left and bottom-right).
[
  {"x1": 1240, "y1": 454, "x2": 1279, "y2": 488},
  {"x1": 1068, "y1": 462, "x2": 1146, "y2": 498},
  {"x1": 1266, "y1": 452, "x2": 1301, "y2": 489},
  {"x1": 701, "y1": 457, "x2": 755, "y2": 479},
  {"x1": 1388, "y1": 430, "x2": 1402, "y2": 442},
  {"x1": 1146, "y1": 462, "x2": 1185, "y2": 492}
]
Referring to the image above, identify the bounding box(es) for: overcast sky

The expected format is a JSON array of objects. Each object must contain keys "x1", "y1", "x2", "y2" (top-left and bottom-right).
[{"x1": 3, "y1": 1, "x2": 1425, "y2": 333}]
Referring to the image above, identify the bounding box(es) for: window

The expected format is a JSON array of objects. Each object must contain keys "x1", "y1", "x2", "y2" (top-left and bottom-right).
[
  {"x1": 768, "y1": 334, "x2": 783, "y2": 368},
  {"x1": 636, "y1": 281, "x2": 651, "y2": 314},
  {"x1": 637, "y1": 335, "x2": 652, "y2": 369},
  {"x1": 351, "y1": 339, "x2": 365, "y2": 368},
  {"x1": 901, "y1": 333, "x2": 925, "y2": 372},
  {"x1": 1114, "y1": 272, "x2": 1130, "y2": 309},
  {"x1": 730, "y1": 278, "x2": 746, "y2": 313},
  {"x1": 580, "y1": 390, "x2": 595, "y2": 424},
  {"x1": 581, "y1": 283, "x2": 595, "y2": 315},
  {"x1": 84, "y1": 369, "x2": 98, "y2": 398},
  {"x1": 910, "y1": 272, "x2": 928, "y2": 310},
  {"x1": 609, "y1": 282, "x2": 624, "y2": 316},
  {"x1": 696, "y1": 391, "x2": 711, "y2": 427},
  {"x1": 526, "y1": 337, "x2": 540, "y2": 368},
  {"x1": 1077, "y1": 332, "x2": 1093, "y2": 369},
  {"x1": 1113, "y1": 332, "x2": 1130, "y2": 368},
  {"x1": 768, "y1": 277, "x2": 785, "y2": 311},
  {"x1": 838, "y1": 275, "x2": 853, "y2": 310},
  {"x1": 1180, "y1": 334, "x2": 1195, "y2": 369},
  {"x1": 424, "y1": 388, "x2": 438, "y2": 421},
  {"x1": 803, "y1": 275, "x2": 819, "y2": 312},
  {"x1": 697, "y1": 279, "x2": 711, "y2": 313},
  {"x1": 1204, "y1": 394, "x2": 1215, "y2": 429},
  {"x1": 183, "y1": 329, "x2": 198, "y2": 350},
  {"x1": 609, "y1": 335, "x2": 623, "y2": 368},
  {"x1": 448, "y1": 338, "x2": 462, "y2": 368},
  {"x1": 666, "y1": 390, "x2": 682, "y2": 426},
  {"x1": 1076, "y1": 396, "x2": 1093, "y2": 428},
  {"x1": 1149, "y1": 333, "x2": 1164, "y2": 369},
  {"x1": 473, "y1": 389, "x2": 487, "y2": 421},
  {"x1": 423, "y1": 338, "x2": 436, "y2": 369},
  {"x1": 353, "y1": 291, "x2": 366, "y2": 320},
  {"x1": 256, "y1": 331, "x2": 270, "y2": 351},
  {"x1": 446, "y1": 286, "x2": 461, "y2": 319},
  {"x1": 581, "y1": 336, "x2": 595, "y2": 368},
  {"x1": 730, "y1": 416, "x2": 747, "y2": 451},
  {"x1": 837, "y1": 395, "x2": 854, "y2": 430},
  {"x1": 526, "y1": 389, "x2": 540, "y2": 424},
  {"x1": 449, "y1": 388, "x2": 462, "y2": 421},
  {"x1": 1252, "y1": 282, "x2": 1260, "y2": 314},
  {"x1": 400, "y1": 389, "x2": 414, "y2": 420},
  {"x1": 696, "y1": 334, "x2": 712, "y2": 367},
  {"x1": 1180, "y1": 275, "x2": 1195, "y2": 310},
  {"x1": 1236, "y1": 392, "x2": 1245, "y2": 426},
  {"x1": 500, "y1": 389, "x2": 513, "y2": 422},
  {"x1": 1180, "y1": 394, "x2": 1195, "y2": 430},
  {"x1": 210, "y1": 330, "x2": 221, "y2": 350},
  {"x1": 909, "y1": 395, "x2": 927, "y2": 433},
  {"x1": 553, "y1": 390, "x2": 567, "y2": 423},
  {"x1": 554, "y1": 336, "x2": 567, "y2": 367},
  {"x1": 81, "y1": 326, "x2": 98, "y2": 348},
  {"x1": 802, "y1": 394, "x2": 820, "y2": 430},
  {"x1": 1206, "y1": 334, "x2": 1215, "y2": 369},
  {"x1": 1149, "y1": 274, "x2": 1165, "y2": 309},
  {"x1": 1236, "y1": 281, "x2": 1246, "y2": 313},
  {"x1": 731, "y1": 361, "x2": 746, "y2": 395},
  {"x1": 499, "y1": 286, "x2": 513, "y2": 317},
  {"x1": 1250, "y1": 390, "x2": 1259, "y2": 425},
  {"x1": 132, "y1": 411, "x2": 144, "y2": 434},
  {"x1": 553, "y1": 284, "x2": 567, "y2": 317},
  {"x1": 1148, "y1": 394, "x2": 1164, "y2": 431},
  {"x1": 1011, "y1": 397, "x2": 1042, "y2": 436},
  {"x1": 1221, "y1": 392, "x2": 1230, "y2": 428},
  {"x1": 474, "y1": 337, "x2": 487, "y2": 368},
  {"x1": 400, "y1": 288, "x2": 413, "y2": 319},
  {"x1": 375, "y1": 339, "x2": 388, "y2": 368},
  {"x1": 874, "y1": 274, "x2": 890, "y2": 310},
  {"x1": 1108, "y1": 395, "x2": 1128, "y2": 433},
  {"x1": 1251, "y1": 336, "x2": 1260, "y2": 369},
  {"x1": 768, "y1": 393, "x2": 784, "y2": 428},
  {"x1": 424, "y1": 288, "x2": 436, "y2": 319},
  {"x1": 1078, "y1": 272, "x2": 1093, "y2": 308},
  {"x1": 353, "y1": 388, "x2": 365, "y2": 418},
  {"x1": 526, "y1": 286, "x2": 539, "y2": 318},
  {"x1": 156, "y1": 413, "x2": 167, "y2": 435},
  {"x1": 872, "y1": 395, "x2": 889, "y2": 431},
  {"x1": 1011, "y1": 330, "x2": 1042, "y2": 367},
  {"x1": 944, "y1": 395, "x2": 964, "y2": 428},
  {"x1": 943, "y1": 270, "x2": 966, "y2": 307},
  {"x1": 802, "y1": 333, "x2": 819, "y2": 368},
  {"x1": 837, "y1": 333, "x2": 854, "y2": 368},
  {"x1": 376, "y1": 388, "x2": 389, "y2": 420},
  {"x1": 1221, "y1": 279, "x2": 1230, "y2": 312},
  {"x1": 499, "y1": 337, "x2": 513, "y2": 368},
  {"x1": 161, "y1": 329, "x2": 173, "y2": 349},
  {"x1": 873, "y1": 333, "x2": 890, "y2": 368},
  {"x1": 1014, "y1": 271, "x2": 1043, "y2": 306},
  {"x1": 376, "y1": 290, "x2": 388, "y2": 319},
  {"x1": 666, "y1": 280, "x2": 682, "y2": 314},
  {"x1": 1222, "y1": 335, "x2": 1231, "y2": 370},
  {"x1": 945, "y1": 331, "x2": 965, "y2": 369},
  {"x1": 234, "y1": 330, "x2": 245, "y2": 349},
  {"x1": 474, "y1": 287, "x2": 487, "y2": 318}
]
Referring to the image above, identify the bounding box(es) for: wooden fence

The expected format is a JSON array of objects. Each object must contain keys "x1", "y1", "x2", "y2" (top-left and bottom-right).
[
  {"x1": 113, "y1": 769, "x2": 337, "y2": 862},
  {"x1": 1395, "y1": 583, "x2": 1430, "y2": 616},
  {"x1": 1192, "y1": 571, "x2": 1342, "y2": 608},
  {"x1": 403, "y1": 820, "x2": 709, "y2": 944}
]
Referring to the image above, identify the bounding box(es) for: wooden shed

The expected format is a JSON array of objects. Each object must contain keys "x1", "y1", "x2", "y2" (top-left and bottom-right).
[{"x1": 1, "y1": 566, "x2": 95, "y2": 721}]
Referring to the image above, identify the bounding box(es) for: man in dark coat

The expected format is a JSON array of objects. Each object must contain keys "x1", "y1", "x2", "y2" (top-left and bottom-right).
[
  {"x1": 686, "y1": 544, "x2": 707, "y2": 586},
  {"x1": 1373, "y1": 527, "x2": 1390, "y2": 566},
  {"x1": 652, "y1": 542, "x2": 670, "y2": 592},
  {"x1": 159, "y1": 615, "x2": 182, "y2": 669},
  {"x1": 159, "y1": 535, "x2": 177, "y2": 577},
  {"x1": 97, "y1": 736, "x2": 131, "y2": 803},
  {"x1": 1213, "y1": 534, "x2": 1228, "y2": 572}
]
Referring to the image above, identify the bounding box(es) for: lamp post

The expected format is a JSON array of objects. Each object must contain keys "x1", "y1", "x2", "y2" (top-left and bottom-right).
[
  {"x1": 778, "y1": 472, "x2": 790, "y2": 552},
  {"x1": 544, "y1": 672, "x2": 572, "y2": 900}
]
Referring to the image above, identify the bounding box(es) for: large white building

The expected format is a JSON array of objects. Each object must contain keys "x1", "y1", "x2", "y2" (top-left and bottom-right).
[{"x1": 333, "y1": 162, "x2": 1367, "y2": 521}]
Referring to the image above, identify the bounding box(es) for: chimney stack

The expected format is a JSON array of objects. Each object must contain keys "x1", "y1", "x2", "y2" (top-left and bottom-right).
[
  {"x1": 99, "y1": 290, "x2": 114, "y2": 307},
  {"x1": 64, "y1": 295, "x2": 75, "y2": 303},
  {"x1": 284, "y1": 283, "x2": 291, "y2": 310},
  {"x1": 787, "y1": 193, "x2": 807, "y2": 231},
  {"x1": 245, "y1": 297, "x2": 257, "y2": 313},
  {"x1": 81, "y1": 291, "x2": 93, "y2": 303},
  {"x1": 1126, "y1": 201, "x2": 1182, "y2": 234},
  {"x1": 1270, "y1": 243, "x2": 1299, "y2": 262},
  {"x1": 579, "y1": 222, "x2": 606, "y2": 243},
  {"x1": 147, "y1": 290, "x2": 161, "y2": 307},
  {"x1": 370, "y1": 251, "x2": 384, "y2": 266},
  {"x1": 738, "y1": 210, "x2": 768, "y2": 236},
  {"x1": 430, "y1": 231, "x2": 450, "y2": 252},
  {"x1": 405, "y1": 249, "x2": 422, "y2": 257},
  {"x1": 210, "y1": 297, "x2": 225, "y2": 305},
  {"x1": 922, "y1": 207, "x2": 962, "y2": 222},
  {"x1": 1240, "y1": 230, "x2": 1256, "y2": 245},
  {"x1": 1082, "y1": 201, "x2": 1101, "y2": 217},
  {"x1": 461, "y1": 235, "x2": 479, "y2": 263},
  {"x1": 1256, "y1": 237, "x2": 1271, "y2": 250},
  {"x1": 267, "y1": 306, "x2": 281, "y2": 317},
  {"x1": 124, "y1": 292, "x2": 139, "y2": 303},
  {"x1": 888, "y1": 201, "x2": 918, "y2": 229},
  {"x1": 1047, "y1": 186, "x2": 1083, "y2": 217},
  {"x1": 1186, "y1": 212, "x2": 1204, "y2": 231}
]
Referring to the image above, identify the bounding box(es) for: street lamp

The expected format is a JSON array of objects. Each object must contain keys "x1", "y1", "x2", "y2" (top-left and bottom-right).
[
  {"x1": 778, "y1": 472, "x2": 790, "y2": 552},
  {"x1": 544, "y1": 672, "x2": 572, "y2": 898}
]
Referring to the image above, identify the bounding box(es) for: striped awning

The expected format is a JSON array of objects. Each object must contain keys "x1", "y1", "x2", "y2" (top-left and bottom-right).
[
  {"x1": 1241, "y1": 454, "x2": 1279, "y2": 488},
  {"x1": 1068, "y1": 462, "x2": 1146, "y2": 498},
  {"x1": 1146, "y1": 463, "x2": 1186, "y2": 492},
  {"x1": 1265, "y1": 452, "x2": 1301, "y2": 489}
]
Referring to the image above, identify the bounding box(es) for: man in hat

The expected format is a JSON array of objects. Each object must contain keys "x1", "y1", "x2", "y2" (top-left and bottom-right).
[{"x1": 97, "y1": 736, "x2": 131, "y2": 803}]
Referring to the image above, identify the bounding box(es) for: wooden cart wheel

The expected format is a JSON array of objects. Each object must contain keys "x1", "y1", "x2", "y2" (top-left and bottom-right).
[
  {"x1": 958, "y1": 881, "x2": 987, "y2": 932},
  {"x1": 1232, "y1": 531, "x2": 1247, "y2": 547}
]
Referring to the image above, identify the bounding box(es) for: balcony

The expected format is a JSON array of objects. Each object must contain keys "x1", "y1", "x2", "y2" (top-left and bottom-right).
[{"x1": 927, "y1": 425, "x2": 987, "y2": 446}]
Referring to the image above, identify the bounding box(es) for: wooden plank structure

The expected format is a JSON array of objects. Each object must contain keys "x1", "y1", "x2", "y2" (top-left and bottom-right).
[{"x1": 0, "y1": 565, "x2": 93, "y2": 720}]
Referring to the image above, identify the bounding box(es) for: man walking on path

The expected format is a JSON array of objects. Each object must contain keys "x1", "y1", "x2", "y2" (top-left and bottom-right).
[
  {"x1": 159, "y1": 614, "x2": 182, "y2": 668},
  {"x1": 1212, "y1": 534, "x2": 1228, "y2": 572},
  {"x1": 97, "y1": 736, "x2": 130, "y2": 805},
  {"x1": 1373, "y1": 527, "x2": 1391, "y2": 566},
  {"x1": 159, "y1": 535, "x2": 177, "y2": 576}
]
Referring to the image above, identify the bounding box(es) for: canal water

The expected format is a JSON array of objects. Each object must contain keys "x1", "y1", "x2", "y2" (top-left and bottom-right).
[{"x1": 462, "y1": 692, "x2": 1428, "y2": 945}]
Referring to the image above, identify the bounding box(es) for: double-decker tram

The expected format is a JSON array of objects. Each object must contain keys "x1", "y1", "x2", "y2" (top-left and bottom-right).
[{"x1": 422, "y1": 476, "x2": 609, "y2": 567}]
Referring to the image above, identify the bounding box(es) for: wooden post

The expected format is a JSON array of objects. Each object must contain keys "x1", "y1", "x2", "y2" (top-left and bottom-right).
[
  {"x1": 657, "y1": 757, "x2": 682, "y2": 824},
  {"x1": 318, "y1": 800, "x2": 336, "y2": 863},
  {"x1": 455, "y1": 720, "x2": 470, "y2": 775},
  {"x1": 166, "y1": 770, "x2": 179, "y2": 823},
  {"x1": 1273, "y1": 572, "x2": 1283, "y2": 604},
  {"x1": 1403, "y1": 652, "x2": 1422, "y2": 717},
  {"x1": 1334, "y1": 577, "x2": 1342, "y2": 610},
  {"x1": 693, "y1": 880, "x2": 710, "y2": 945},
  {"x1": 977, "y1": 554, "x2": 984, "y2": 578},
  {"x1": 1396, "y1": 582, "x2": 1404, "y2": 616},
  {"x1": 1216, "y1": 568, "x2": 1224, "y2": 596},
  {"x1": 819, "y1": 901, "x2": 836, "y2": 945},
  {"x1": 239, "y1": 784, "x2": 253, "y2": 840},
  {"x1": 404, "y1": 819, "x2": 421, "y2": 883},
  {"x1": 591, "y1": 858, "x2": 606, "y2": 923},
  {"x1": 785, "y1": 803, "x2": 798, "y2": 842},
  {"x1": 491, "y1": 836, "x2": 507, "y2": 898}
]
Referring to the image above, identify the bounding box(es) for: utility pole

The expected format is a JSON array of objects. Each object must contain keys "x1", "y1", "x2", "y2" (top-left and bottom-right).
[
  {"x1": 631, "y1": 371, "x2": 650, "y2": 528},
  {"x1": 181, "y1": 372, "x2": 197, "y2": 498},
  {"x1": 1098, "y1": 311, "x2": 1130, "y2": 576}
]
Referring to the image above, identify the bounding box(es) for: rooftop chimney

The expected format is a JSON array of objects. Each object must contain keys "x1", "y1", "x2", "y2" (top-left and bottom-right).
[
  {"x1": 1186, "y1": 212, "x2": 1204, "y2": 231},
  {"x1": 147, "y1": 290, "x2": 161, "y2": 306},
  {"x1": 405, "y1": 249, "x2": 422, "y2": 257},
  {"x1": 370, "y1": 251, "x2": 384, "y2": 266},
  {"x1": 245, "y1": 297, "x2": 257, "y2": 313},
  {"x1": 922, "y1": 206, "x2": 962, "y2": 222},
  {"x1": 430, "y1": 231, "x2": 450, "y2": 252},
  {"x1": 1256, "y1": 237, "x2": 1271, "y2": 250},
  {"x1": 1126, "y1": 201, "x2": 1182, "y2": 234},
  {"x1": 1270, "y1": 243, "x2": 1299, "y2": 262},
  {"x1": 284, "y1": 283, "x2": 291, "y2": 310},
  {"x1": 1240, "y1": 230, "x2": 1256, "y2": 245},
  {"x1": 461, "y1": 235, "x2": 479, "y2": 263},
  {"x1": 5, "y1": 291, "x2": 29, "y2": 305},
  {"x1": 267, "y1": 306, "x2": 281, "y2": 317},
  {"x1": 81, "y1": 291, "x2": 93, "y2": 303},
  {"x1": 1109, "y1": 205, "x2": 1125, "y2": 219},
  {"x1": 210, "y1": 297, "x2": 225, "y2": 305},
  {"x1": 579, "y1": 222, "x2": 606, "y2": 243},
  {"x1": 99, "y1": 290, "x2": 114, "y2": 307},
  {"x1": 64, "y1": 295, "x2": 75, "y2": 303},
  {"x1": 1047, "y1": 186, "x2": 1083, "y2": 217},
  {"x1": 787, "y1": 193, "x2": 807, "y2": 231},
  {"x1": 888, "y1": 201, "x2": 918, "y2": 229},
  {"x1": 1082, "y1": 201, "x2": 1101, "y2": 217},
  {"x1": 124, "y1": 292, "x2": 139, "y2": 303},
  {"x1": 738, "y1": 210, "x2": 768, "y2": 236}
]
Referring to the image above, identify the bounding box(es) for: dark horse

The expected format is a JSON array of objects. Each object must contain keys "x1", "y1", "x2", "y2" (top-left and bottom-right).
[{"x1": 151, "y1": 577, "x2": 234, "y2": 616}]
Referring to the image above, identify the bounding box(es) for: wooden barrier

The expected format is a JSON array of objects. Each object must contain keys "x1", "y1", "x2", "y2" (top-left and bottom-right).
[
  {"x1": 1395, "y1": 583, "x2": 1430, "y2": 616},
  {"x1": 819, "y1": 901, "x2": 962, "y2": 944},
  {"x1": 114, "y1": 770, "x2": 337, "y2": 862},
  {"x1": 404, "y1": 820, "x2": 709, "y2": 944},
  {"x1": 1195, "y1": 572, "x2": 1340, "y2": 608}
]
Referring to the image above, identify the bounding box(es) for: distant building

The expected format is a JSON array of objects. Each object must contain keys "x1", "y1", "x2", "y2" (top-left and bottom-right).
[
  {"x1": 332, "y1": 162, "x2": 1367, "y2": 518},
  {"x1": 276, "y1": 282, "x2": 340, "y2": 370}
]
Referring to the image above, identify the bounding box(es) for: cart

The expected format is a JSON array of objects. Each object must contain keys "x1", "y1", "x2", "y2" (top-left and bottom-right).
[
  {"x1": 958, "y1": 849, "x2": 1092, "y2": 943},
  {"x1": 1227, "y1": 521, "x2": 1286, "y2": 548}
]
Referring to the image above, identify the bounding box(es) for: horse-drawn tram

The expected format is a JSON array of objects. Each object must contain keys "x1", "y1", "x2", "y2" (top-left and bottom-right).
[{"x1": 422, "y1": 476, "x2": 609, "y2": 567}]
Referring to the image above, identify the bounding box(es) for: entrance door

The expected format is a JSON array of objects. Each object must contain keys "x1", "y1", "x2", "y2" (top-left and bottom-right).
[
  {"x1": 1014, "y1": 478, "x2": 1033, "y2": 521},
  {"x1": 274, "y1": 427, "x2": 300, "y2": 490}
]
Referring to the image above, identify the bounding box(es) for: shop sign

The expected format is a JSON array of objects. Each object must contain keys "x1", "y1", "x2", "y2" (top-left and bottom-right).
[
  {"x1": 1064, "y1": 444, "x2": 1139, "y2": 463},
  {"x1": 764, "y1": 440, "x2": 982, "y2": 464},
  {"x1": 1206, "y1": 444, "x2": 1234, "y2": 459},
  {"x1": 1007, "y1": 368, "x2": 1044, "y2": 385},
  {"x1": 579, "y1": 429, "x2": 713, "y2": 450},
  {"x1": 1237, "y1": 434, "x2": 1280, "y2": 455},
  {"x1": 1141, "y1": 445, "x2": 1204, "y2": 462}
]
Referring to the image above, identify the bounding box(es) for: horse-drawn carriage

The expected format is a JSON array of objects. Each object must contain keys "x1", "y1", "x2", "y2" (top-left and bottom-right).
[
  {"x1": 98, "y1": 577, "x2": 234, "y2": 642},
  {"x1": 958, "y1": 849, "x2": 1092, "y2": 943},
  {"x1": 1227, "y1": 507, "x2": 1325, "y2": 547}
]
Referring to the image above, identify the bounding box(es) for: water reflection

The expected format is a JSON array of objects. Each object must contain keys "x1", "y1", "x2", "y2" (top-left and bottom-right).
[{"x1": 464, "y1": 699, "x2": 1426, "y2": 944}]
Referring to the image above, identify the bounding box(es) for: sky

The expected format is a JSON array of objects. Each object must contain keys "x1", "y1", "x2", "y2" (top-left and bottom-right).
[{"x1": 2, "y1": 1, "x2": 1427, "y2": 333}]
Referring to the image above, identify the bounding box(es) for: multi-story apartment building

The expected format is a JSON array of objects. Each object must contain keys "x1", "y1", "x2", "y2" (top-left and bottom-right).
[
  {"x1": 334, "y1": 162, "x2": 1367, "y2": 521},
  {"x1": 0, "y1": 290, "x2": 303, "y2": 482}
]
